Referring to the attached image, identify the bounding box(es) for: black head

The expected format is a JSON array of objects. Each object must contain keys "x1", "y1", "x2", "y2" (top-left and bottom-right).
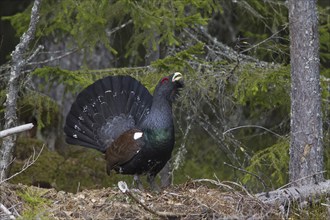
[{"x1": 154, "y1": 72, "x2": 184, "y2": 102}]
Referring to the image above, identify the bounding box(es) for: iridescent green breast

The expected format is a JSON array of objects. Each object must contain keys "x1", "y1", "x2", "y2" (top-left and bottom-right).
[{"x1": 144, "y1": 128, "x2": 173, "y2": 148}]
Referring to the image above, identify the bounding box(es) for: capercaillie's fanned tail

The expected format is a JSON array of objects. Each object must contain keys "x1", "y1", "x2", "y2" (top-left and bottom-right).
[{"x1": 64, "y1": 75, "x2": 153, "y2": 152}]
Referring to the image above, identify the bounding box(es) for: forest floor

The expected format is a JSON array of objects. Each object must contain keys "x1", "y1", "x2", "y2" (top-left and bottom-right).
[{"x1": 0, "y1": 181, "x2": 281, "y2": 219}]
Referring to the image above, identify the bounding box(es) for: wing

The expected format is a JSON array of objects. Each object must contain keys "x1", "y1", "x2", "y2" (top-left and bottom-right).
[{"x1": 105, "y1": 128, "x2": 144, "y2": 174}]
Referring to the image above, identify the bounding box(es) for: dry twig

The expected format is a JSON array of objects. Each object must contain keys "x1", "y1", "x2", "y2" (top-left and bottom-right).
[
  {"x1": 0, "y1": 145, "x2": 44, "y2": 184},
  {"x1": 118, "y1": 181, "x2": 185, "y2": 219},
  {"x1": 0, "y1": 203, "x2": 16, "y2": 220}
]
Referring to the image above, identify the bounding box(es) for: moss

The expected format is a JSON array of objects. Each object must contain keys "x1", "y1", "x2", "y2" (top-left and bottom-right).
[
  {"x1": 289, "y1": 196, "x2": 330, "y2": 219},
  {"x1": 9, "y1": 137, "x2": 135, "y2": 192},
  {"x1": 9, "y1": 138, "x2": 64, "y2": 187},
  {"x1": 17, "y1": 187, "x2": 51, "y2": 220}
]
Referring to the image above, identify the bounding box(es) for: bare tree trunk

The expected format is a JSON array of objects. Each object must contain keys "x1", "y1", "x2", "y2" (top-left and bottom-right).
[
  {"x1": 0, "y1": 0, "x2": 41, "y2": 181},
  {"x1": 288, "y1": 0, "x2": 324, "y2": 186}
]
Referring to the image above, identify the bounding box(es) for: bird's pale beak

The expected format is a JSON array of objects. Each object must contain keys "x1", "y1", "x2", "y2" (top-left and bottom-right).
[{"x1": 172, "y1": 72, "x2": 182, "y2": 82}]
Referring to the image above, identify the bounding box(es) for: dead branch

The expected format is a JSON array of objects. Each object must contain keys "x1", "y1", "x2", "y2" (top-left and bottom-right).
[
  {"x1": 189, "y1": 26, "x2": 266, "y2": 64},
  {"x1": 118, "y1": 181, "x2": 185, "y2": 219},
  {"x1": 26, "y1": 45, "x2": 45, "y2": 63},
  {"x1": 192, "y1": 178, "x2": 235, "y2": 192},
  {"x1": 0, "y1": 145, "x2": 44, "y2": 185},
  {"x1": 0, "y1": 123, "x2": 34, "y2": 138},
  {"x1": 27, "y1": 48, "x2": 79, "y2": 66},
  {"x1": 240, "y1": 24, "x2": 288, "y2": 54},
  {"x1": 223, "y1": 125, "x2": 283, "y2": 138},
  {"x1": 223, "y1": 162, "x2": 269, "y2": 191},
  {"x1": 106, "y1": 19, "x2": 133, "y2": 37},
  {"x1": 0, "y1": 203, "x2": 16, "y2": 220},
  {"x1": 257, "y1": 179, "x2": 330, "y2": 215}
]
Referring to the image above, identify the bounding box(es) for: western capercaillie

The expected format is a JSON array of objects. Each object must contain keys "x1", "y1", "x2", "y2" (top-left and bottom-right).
[{"x1": 64, "y1": 72, "x2": 183, "y2": 190}]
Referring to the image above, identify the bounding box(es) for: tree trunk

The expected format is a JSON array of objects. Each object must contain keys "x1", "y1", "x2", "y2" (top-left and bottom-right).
[
  {"x1": 0, "y1": 0, "x2": 41, "y2": 181},
  {"x1": 288, "y1": 0, "x2": 323, "y2": 186}
]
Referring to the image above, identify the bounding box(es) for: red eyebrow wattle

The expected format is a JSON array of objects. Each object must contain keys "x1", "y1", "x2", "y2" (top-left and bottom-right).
[{"x1": 161, "y1": 77, "x2": 169, "y2": 83}]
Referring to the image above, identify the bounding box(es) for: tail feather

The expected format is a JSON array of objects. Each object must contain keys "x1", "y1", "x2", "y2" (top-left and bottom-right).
[
  {"x1": 65, "y1": 111, "x2": 94, "y2": 139},
  {"x1": 65, "y1": 105, "x2": 101, "y2": 149},
  {"x1": 100, "y1": 102, "x2": 111, "y2": 119},
  {"x1": 69, "y1": 102, "x2": 95, "y2": 134},
  {"x1": 93, "y1": 112, "x2": 105, "y2": 125},
  {"x1": 64, "y1": 75, "x2": 153, "y2": 152},
  {"x1": 64, "y1": 125, "x2": 97, "y2": 149}
]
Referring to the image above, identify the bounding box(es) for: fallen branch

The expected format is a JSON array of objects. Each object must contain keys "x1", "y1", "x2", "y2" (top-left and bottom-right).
[
  {"x1": 0, "y1": 123, "x2": 34, "y2": 138},
  {"x1": 118, "y1": 181, "x2": 185, "y2": 219},
  {"x1": 0, "y1": 203, "x2": 16, "y2": 220},
  {"x1": 192, "y1": 178, "x2": 235, "y2": 192},
  {"x1": 257, "y1": 179, "x2": 330, "y2": 215}
]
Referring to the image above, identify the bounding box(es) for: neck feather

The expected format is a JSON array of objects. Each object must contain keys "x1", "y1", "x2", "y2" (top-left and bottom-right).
[{"x1": 140, "y1": 95, "x2": 174, "y2": 147}]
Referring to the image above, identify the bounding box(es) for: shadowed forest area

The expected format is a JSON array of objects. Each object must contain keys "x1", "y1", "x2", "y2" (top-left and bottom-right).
[{"x1": 0, "y1": 0, "x2": 330, "y2": 219}]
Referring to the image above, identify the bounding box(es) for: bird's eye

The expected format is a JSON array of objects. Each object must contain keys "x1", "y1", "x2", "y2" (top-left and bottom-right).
[{"x1": 161, "y1": 77, "x2": 169, "y2": 84}]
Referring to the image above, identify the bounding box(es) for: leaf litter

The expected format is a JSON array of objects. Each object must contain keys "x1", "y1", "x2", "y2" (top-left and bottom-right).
[{"x1": 0, "y1": 180, "x2": 281, "y2": 219}]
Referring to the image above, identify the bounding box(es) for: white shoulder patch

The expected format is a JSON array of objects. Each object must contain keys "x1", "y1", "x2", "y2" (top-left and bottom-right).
[{"x1": 133, "y1": 132, "x2": 143, "y2": 140}]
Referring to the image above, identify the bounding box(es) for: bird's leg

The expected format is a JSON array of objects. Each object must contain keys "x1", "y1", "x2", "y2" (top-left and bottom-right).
[
  {"x1": 133, "y1": 175, "x2": 144, "y2": 190},
  {"x1": 147, "y1": 174, "x2": 160, "y2": 191}
]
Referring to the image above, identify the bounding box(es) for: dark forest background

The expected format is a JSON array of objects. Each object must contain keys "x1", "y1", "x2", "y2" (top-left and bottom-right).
[{"x1": 0, "y1": 0, "x2": 329, "y2": 193}]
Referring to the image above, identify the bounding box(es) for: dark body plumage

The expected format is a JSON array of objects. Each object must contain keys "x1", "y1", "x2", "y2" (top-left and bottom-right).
[{"x1": 64, "y1": 73, "x2": 183, "y2": 189}]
